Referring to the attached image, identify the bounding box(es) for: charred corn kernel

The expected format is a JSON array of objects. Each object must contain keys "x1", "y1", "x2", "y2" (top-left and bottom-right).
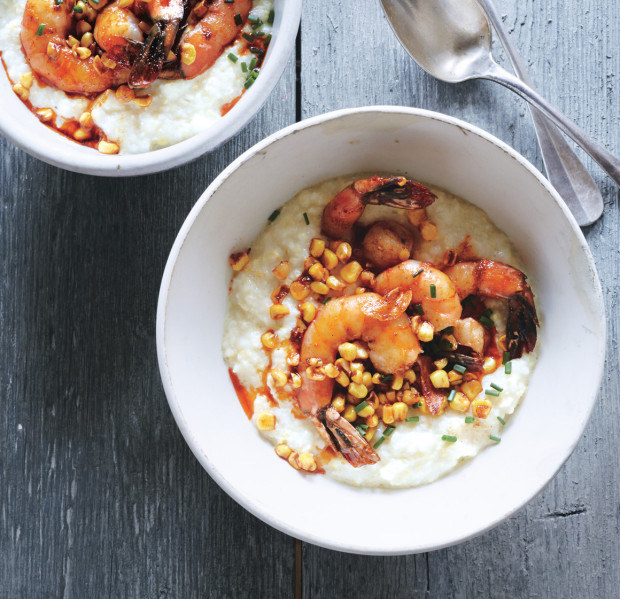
[
  {"x1": 360, "y1": 271, "x2": 375, "y2": 286},
  {"x1": 391, "y1": 375, "x2": 404, "y2": 391},
  {"x1": 443, "y1": 334, "x2": 458, "y2": 351},
  {"x1": 362, "y1": 371, "x2": 373, "y2": 387},
  {"x1": 286, "y1": 353, "x2": 300, "y2": 366},
  {"x1": 289, "y1": 281, "x2": 309, "y2": 301},
  {"x1": 181, "y1": 42, "x2": 196, "y2": 65},
  {"x1": 434, "y1": 358, "x2": 448, "y2": 370},
  {"x1": 76, "y1": 20, "x2": 92, "y2": 35},
  {"x1": 73, "y1": 128, "x2": 90, "y2": 141},
  {"x1": 338, "y1": 342, "x2": 358, "y2": 362},
  {"x1": 80, "y1": 32, "x2": 93, "y2": 47},
  {"x1": 324, "y1": 363, "x2": 339, "y2": 378},
  {"x1": 382, "y1": 405, "x2": 395, "y2": 425},
  {"x1": 67, "y1": 35, "x2": 80, "y2": 47},
  {"x1": 12, "y1": 84, "x2": 29, "y2": 101},
  {"x1": 350, "y1": 362, "x2": 363, "y2": 376},
  {"x1": 299, "y1": 302, "x2": 317, "y2": 323},
  {"x1": 449, "y1": 392, "x2": 470, "y2": 413},
  {"x1": 19, "y1": 72, "x2": 33, "y2": 89},
  {"x1": 404, "y1": 369, "x2": 416, "y2": 383},
  {"x1": 272, "y1": 260, "x2": 290, "y2": 280},
  {"x1": 371, "y1": 372, "x2": 383, "y2": 385},
  {"x1": 97, "y1": 140, "x2": 119, "y2": 154},
  {"x1": 133, "y1": 95, "x2": 152, "y2": 108},
  {"x1": 448, "y1": 370, "x2": 463, "y2": 384},
  {"x1": 298, "y1": 453, "x2": 317, "y2": 472},
  {"x1": 386, "y1": 390, "x2": 396, "y2": 402},
  {"x1": 76, "y1": 46, "x2": 91, "y2": 59},
  {"x1": 304, "y1": 256, "x2": 318, "y2": 270},
  {"x1": 92, "y1": 55, "x2": 104, "y2": 74},
  {"x1": 269, "y1": 304, "x2": 289, "y2": 320},
  {"x1": 256, "y1": 412, "x2": 276, "y2": 431},
  {"x1": 78, "y1": 111, "x2": 93, "y2": 129},
  {"x1": 340, "y1": 261, "x2": 362, "y2": 283},
  {"x1": 483, "y1": 357, "x2": 497, "y2": 374},
  {"x1": 366, "y1": 413, "x2": 379, "y2": 428},
  {"x1": 275, "y1": 444, "x2": 292, "y2": 459},
  {"x1": 335, "y1": 371, "x2": 350, "y2": 387},
  {"x1": 36, "y1": 108, "x2": 54, "y2": 122},
  {"x1": 229, "y1": 251, "x2": 249, "y2": 271},
  {"x1": 334, "y1": 358, "x2": 351, "y2": 373},
  {"x1": 270, "y1": 369, "x2": 287, "y2": 387},
  {"x1": 326, "y1": 276, "x2": 345, "y2": 291},
  {"x1": 336, "y1": 242, "x2": 352, "y2": 263},
  {"x1": 332, "y1": 394, "x2": 346, "y2": 412},
  {"x1": 461, "y1": 380, "x2": 483, "y2": 400},
  {"x1": 290, "y1": 373, "x2": 302, "y2": 388},
  {"x1": 308, "y1": 356, "x2": 322, "y2": 367},
  {"x1": 308, "y1": 262, "x2": 324, "y2": 281},
  {"x1": 309, "y1": 238, "x2": 325, "y2": 258},
  {"x1": 115, "y1": 84, "x2": 135, "y2": 103},
  {"x1": 364, "y1": 428, "x2": 376, "y2": 442},
  {"x1": 344, "y1": 405, "x2": 357, "y2": 422},
  {"x1": 101, "y1": 54, "x2": 117, "y2": 69},
  {"x1": 393, "y1": 402, "x2": 408, "y2": 421},
  {"x1": 305, "y1": 366, "x2": 325, "y2": 381},
  {"x1": 430, "y1": 369, "x2": 450, "y2": 388},
  {"x1": 417, "y1": 321, "x2": 434, "y2": 342},
  {"x1": 349, "y1": 383, "x2": 369, "y2": 401},
  {"x1": 471, "y1": 398, "x2": 492, "y2": 419},
  {"x1": 406, "y1": 207, "x2": 427, "y2": 226},
  {"x1": 322, "y1": 248, "x2": 338, "y2": 270},
  {"x1": 351, "y1": 371, "x2": 363, "y2": 385},
  {"x1": 288, "y1": 452, "x2": 301, "y2": 470},
  {"x1": 261, "y1": 331, "x2": 277, "y2": 349},
  {"x1": 419, "y1": 220, "x2": 438, "y2": 241}
]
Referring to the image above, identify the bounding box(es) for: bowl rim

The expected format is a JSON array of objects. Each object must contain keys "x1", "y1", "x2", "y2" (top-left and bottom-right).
[
  {"x1": 0, "y1": 0, "x2": 301, "y2": 177},
  {"x1": 156, "y1": 105, "x2": 606, "y2": 554}
]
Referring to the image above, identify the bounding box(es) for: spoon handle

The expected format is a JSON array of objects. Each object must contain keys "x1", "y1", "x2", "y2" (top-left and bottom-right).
[
  {"x1": 485, "y1": 65, "x2": 620, "y2": 187},
  {"x1": 477, "y1": 0, "x2": 604, "y2": 226}
]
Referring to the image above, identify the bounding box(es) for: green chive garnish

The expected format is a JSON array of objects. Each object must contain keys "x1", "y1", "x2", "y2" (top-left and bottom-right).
[
  {"x1": 224, "y1": 0, "x2": 234, "y2": 3},
  {"x1": 54, "y1": 0, "x2": 63, "y2": 4},
  {"x1": 442, "y1": 434, "x2": 457, "y2": 443},
  {"x1": 268, "y1": 8, "x2": 275, "y2": 24},
  {"x1": 234, "y1": 13, "x2": 243, "y2": 26},
  {"x1": 430, "y1": 283, "x2": 436, "y2": 298},
  {"x1": 249, "y1": 56, "x2": 258, "y2": 70},
  {"x1": 244, "y1": 77, "x2": 255, "y2": 89},
  {"x1": 303, "y1": 212, "x2": 309, "y2": 225},
  {"x1": 479, "y1": 315, "x2": 494, "y2": 328},
  {"x1": 354, "y1": 401, "x2": 369, "y2": 414},
  {"x1": 490, "y1": 435, "x2": 501, "y2": 443},
  {"x1": 481, "y1": 308, "x2": 493, "y2": 318},
  {"x1": 250, "y1": 47, "x2": 265, "y2": 55},
  {"x1": 267, "y1": 209, "x2": 280, "y2": 222},
  {"x1": 502, "y1": 351, "x2": 510, "y2": 365},
  {"x1": 497, "y1": 416, "x2": 506, "y2": 425},
  {"x1": 228, "y1": 53, "x2": 238, "y2": 63},
  {"x1": 453, "y1": 364, "x2": 466, "y2": 374},
  {"x1": 440, "y1": 338, "x2": 453, "y2": 351},
  {"x1": 322, "y1": 297, "x2": 331, "y2": 305},
  {"x1": 384, "y1": 425, "x2": 395, "y2": 437},
  {"x1": 412, "y1": 268, "x2": 424, "y2": 278},
  {"x1": 406, "y1": 416, "x2": 419, "y2": 423},
  {"x1": 485, "y1": 389, "x2": 500, "y2": 397},
  {"x1": 36, "y1": 23, "x2": 46, "y2": 36},
  {"x1": 491, "y1": 383, "x2": 503, "y2": 392},
  {"x1": 413, "y1": 402, "x2": 423, "y2": 408},
  {"x1": 505, "y1": 361, "x2": 512, "y2": 374},
  {"x1": 380, "y1": 373, "x2": 393, "y2": 385},
  {"x1": 356, "y1": 425, "x2": 368, "y2": 436},
  {"x1": 248, "y1": 14, "x2": 259, "y2": 22},
  {"x1": 251, "y1": 21, "x2": 262, "y2": 30},
  {"x1": 242, "y1": 33, "x2": 254, "y2": 42},
  {"x1": 373, "y1": 436, "x2": 386, "y2": 449},
  {"x1": 447, "y1": 389, "x2": 456, "y2": 403},
  {"x1": 465, "y1": 416, "x2": 475, "y2": 423},
  {"x1": 73, "y1": 4, "x2": 83, "y2": 12},
  {"x1": 265, "y1": 33, "x2": 272, "y2": 45},
  {"x1": 240, "y1": 62, "x2": 248, "y2": 72},
  {"x1": 414, "y1": 304, "x2": 424, "y2": 315}
]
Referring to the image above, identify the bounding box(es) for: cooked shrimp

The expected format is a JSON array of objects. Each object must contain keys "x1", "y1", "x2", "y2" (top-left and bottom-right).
[
  {"x1": 321, "y1": 176, "x2": 436, "y2": 240},
  {"x1": 297, "y1": 292, "x2": 420, "y2": 466},
  {"x1": 444, "y1": 260, "x2": 538, "y2": 359},
  {"x1": 21, "y1": 0, "x2": 130, "y2": 93},
  {"x1": 452, "y1": 317, "x2": 485, "y2": 355},
  {"x1": 374, "y1": 260, "x2": 462, "y2": 331},
  {"x1": 94, "y1": 2, "x2": 144, "y2": 66},
  {"x1": 362, "y1": 220, "x2": 414, "y2": 270}
]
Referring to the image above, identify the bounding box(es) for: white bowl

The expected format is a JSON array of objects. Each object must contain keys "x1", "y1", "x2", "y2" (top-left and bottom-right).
[
  {"x1": 0, "y1": 0, "x2": 300, "y2": 176},
  {"x1": 156, "y1": 107, "x2": 605, "y2": 554}
]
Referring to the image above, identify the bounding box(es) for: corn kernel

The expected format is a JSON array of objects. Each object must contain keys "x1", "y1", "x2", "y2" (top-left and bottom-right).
[
  {"x1": 288, "y1": 452, "x2": 301, "y2": 469},
  {"x1": 97, "y1": 140, "x2": 119, "y2": 154},
  {"x1": 46, "y1": 41, "x2": 57, "y2": 57},
  {"x1": 340, "y1": 261, "x2": 362, "y2": 283},
  {"x1": 181, "y1": 42, "x2": 196, "y2": 65},
  {"x1": 67, "y1": 35, "x2": 80, "y2": 48},
  {"x1": 393, "y1": 401, "x2": 408, "y2": 421},
  {"x1": 335, "y1": 358, "x2": 351, "y2": 373},
  {"x1": 309, "y1": 238, "x2": 325, "y2": 258},
  {"x1": 430, "y1": 369, "x2": 450, "y2": 388},
  {"x1": 360, "y1": 271, "x2": 375, "y2": 286},
  {"x1": 371, "y1": 372, "x2": 382, "y2": 385},
  {"x1": 76, "y1": 46, "x2": 91, "y2": 59},
  {"x1": 391, "y1": 375, "x2": 404, "y2": 391},
  {"x1": 78, "y1": 111, "x2": 93, "y2": 129},
  {"x1": 443, "y1": 334, "x2": 458, "y2": 351},
  {"x1": 350, "y1": 362, "x2": 363, "y2": 376},
  {"x1": 19, "y1": 72, "x2": 33, "y2": 89},
  {"x1": 290, "y1": 281, "x2": 309, "y2": 300},
  {"x1": 272, "y1": 260, "x2": 290, "y2": 280},
  {"x1": 229, "y1": 251, "x2": 249, "y2": 271},
  {"x1": 434, "y1": 358, "x2": 448, "y2": 370},
  {"x1": 290, "y1": 373, "x2": 302, "y2": 388},
  {"x1": 386, "y1": 390, "x2": 396, "y2": 402},
  {"x1": 256, "y1": 412, "x2": 276, "y2": 431},
  {"x1": 447, "y1": 370, "x2": 462, "y2": 385},
  {"x1": 349, "y1": 383, "x2": 368, "y2": 400},
  {"x1": 351, "y1": 371, "x2": 363, "y2": 384},
  {"x1": 336, "y1": 242, "x2": 352, "y2": 263},
  {"x1": 362, "y1": 371, "x2": 373, "y2": 387},
  {"x1": 76, "y1": 20, "x2": 92, "y2": 35},
  {"x1": 275, "y1": 444, "x2": 292, "y2": 459},
  {"x1": 338, "y1": 342, "x2": 358, "y2": 362},
  {"x1": 483, "y1": 357, "x2": 497, "y2": 374},
  {"x1": 305, "y1": 366, "x2": 325, "y2": 381},
  {"x1": 133, "y1": 95, "x2": 153, "y2": 108},
  {"x1": 73, "y1": 128, "x2": 90, "y2": 141},
  {"x1": 366, "y1": 413, "x2": 379, "y2": 428},
  {"x1": 461, "y1": 380, "x2": 483, "y2": 400},
  {"x1": 308, "y1": 262, "x2": 324, "y2": 281},
  {"x1": 115, "y1": 84, "x2": 135, "y2": 103},
  {"x1": 324, "y1": 363, "x2": 339, "y2": 378},
  {"x1": 261, "y1": 331, "x2": 277, "y2": 349},
  {"x1": 269, "y1": 304, "x2": 289, "y2": 320},
  {"x1": 36, "y1": 108, "x2": 54, "y2": 122},
  {"x1": 449, "y1": 392, "x2": 470, "y2": 413},
  {"x1": 417, "y1": 321, "x2": 434, "y2": 342},
  {"x1": 471, "y1": 398, "x2": 492, "y2": 419},
  {"x1": 343, "y1": 405, "x2": 357, "y2": 422},
  {"x1": 12, "y1": 83, "x2": 29, "y2": 101},
  {"x1": 101, "y1": 54, "x2": 117, "y2": 69},
  {"x1": 364, "y1": 428, "x2": 376, "y2": 442},
  {"x1": 286, "y1": 353, "x2": 300, "y2": 366},
  {"x1": 117, "y1": 0, "x2": 133, "y2": 6},
  {"x1": 322, "y1": 248, "x2": 338, "y2": 270},
  {"x1": 498, "y1": 335, "x2": 507, "y2": 352},
  {"x1": 406, "y1": 207, "x2": 427, "y2": 226},
  {"x1": 402, "y1": 389, "x2": 419, "y2": 405},
  {"x1": 298, "y1": 453, "x2": 317, "y2": 472},
  {"x1": 270, "y1": 369, "x2": 287, "y2": 388},
  {"x1": 298, "y1": 302, "x2": 317, "y2": 323},
  {"x1": 332, "y1": 394, "x2": 346, "y2": 412},
  {"x1": 382, "y1": 405, "x2": 395, "y2": 424},
  {"x1": 398, "y1": 248, "x2": 411, "y2": 261},
  {"x1": 326, "y1": 275, "x2": 345, "y2": 291},
  {"x1": 304, "y1": 256, "x2": 318, "y2": 270},
  {"x1": 404, "y1": 369, "x2": 416, "y2": 383},
  {"x1": 80, "y1": 32, "x2": 93, "y2": 47},
  {"x1": 419, "y1": 220, "x2": 438, "y2": 241},
  {"x1": 336, "y1": 371, "x2": 350, "y2": 387}
]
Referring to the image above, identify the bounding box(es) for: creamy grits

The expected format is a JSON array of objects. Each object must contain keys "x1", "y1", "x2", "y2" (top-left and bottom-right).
[
  {"x1": 223, "y1": 175, "x2": 539, "y2": 488},
  {"x1": 0, "y1": 0, "x2": 273, "y2": 154}
]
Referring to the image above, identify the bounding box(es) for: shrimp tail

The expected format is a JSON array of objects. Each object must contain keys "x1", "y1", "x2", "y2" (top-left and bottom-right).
[
  {"x1": 320, "y1": 407, "x2": 379, "y2": 467},
  {"x1": 506, "y1": 295, "x2": 538, "y2": 360},
  {"x1": 361, "y1": 178, "x2": 437, "y2": 210},
  {"x1": 441, "y1": 346, "x2": 485, "y2": 372},
  {"x1": 129, "y1": 21, "x2": 168, "y2": 88},
  {"x1": 416, "y1": 356, "x2": 446, "y2": 415}
]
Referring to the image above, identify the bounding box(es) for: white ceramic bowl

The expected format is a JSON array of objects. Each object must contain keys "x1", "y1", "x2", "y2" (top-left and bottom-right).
[
  {"x1": 0, "y1": 0, "x2": 300, "y2": 176},
  {"x1": 156, "y1": 107, "x2": 605, "y2": 554}
]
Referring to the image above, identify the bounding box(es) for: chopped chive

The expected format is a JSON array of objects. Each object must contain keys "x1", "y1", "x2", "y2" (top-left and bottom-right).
[
  {"x1": 485, "y1": 389, "x2": 500, "y2": 397},
  {"x1": 267, "y1": 8, "x2": 275, "y2": 24},
  {"x1": 234, "y1": 13, "x2": 243, "y2": 25},
  {"x1": 244, "y1": 76, "x2": 255, "y2": 88},
  {"x1": 227, "y1": 52, "x2": 238, "y2": 63},
  {"x1": 354, "y1": 400, "x2": 369, "y2": 414},
  {"x1": 413, "y1": 401, "x2": 423, "y2": 408},
  {"x1": 440, "y1": 338, "x2": 453, "y2": 351},
  {"x1": 250, "y1": 47, "x2": 265, "y2": 55},
  {"x1": 54, "y1": 0, "x2": 63, "y2": 4},
  {"x1": 490, "y1": 435, "x2": 501, "y2": 443},
  {"x1": 251, "y1": 21, "x2": 262, "y2": 30},
  {"x1": 480, "y1": 308, "x2": 493, "y2": 318},
  {"x1": 322, "y1": 297, "x2": 331, "y2": 305},
  {"x1": 465, "y1": 416, "x2": 475, "y2": 424},
  {"x1": 497, "y1": 416, "x2": 506, "y2": 425},
  {"x1": 240, "y1": 62, "x2": 248, "y2": 72},
  {"x1": 242, "y1": 33, "x2": 254, "y2": 42},
  {"x1": 414, "y1": 304, "x2": 424, "y2": 315},
  {"x1": 248, "y1": 14, "x2": 259, "y2": 22},
  {"x1": 453, "y1": 364, "x2": 466, "y2": 374},
  {"x1": 355, "y1": 425, "x2": 368, "y2": 436},
  {"x1": 253, "y1": 31, "x2": 266, "y2": 37},
  {"x1": 265, "y1": 33, "x2": 272, "y2": 45},
  {"x1": 90, "y1": 0, "x2": 99, "y2": 4},
  {"x1": 430, "y1": 283, "x2": 436, "y2": 298},
  {"x1": 249, "y1": 56, "x2": 258, "y2": 70},
  {"x1": 267, "y1": 209, "x2": 280, "y2": 222},
  {"x1": 442, "y1": 434, "x2": 457, "y2": 443},
  {"x1": 224, "y1": 0, "x2": 234, "y2": 3},
  {"x1": 73, "y1": 3, "x2": 83, "y2": 12},
  {"x1": 505, "y1": 361, "x2": 512, "y2": 374},
  {"x1": 406, "y1": 416, "x2": 419, "y2": 423},
  {"x1": 303, "y1": 212, "x2": 309, "y2": 225},
  {"x1": 502, "y1": 351, "x2": 510, "y2": 365},
  {"x1": 441, "y1": 326, "x2": 454, "y2": 335},
  {"x1": 383, "y1": 425, "x2": 396, "y2": 437},
  {"x1": 373, "y1": 436, "x2": 386, "y2": 449},
  {"x1": 491, "y1": 382, "x2": 503, "y2": 392},
  {"x1": 412, "y1": 267, "x2": 424, "y2": 279},
  {"x1": 479, "y1": 315, "x2": 494, "y2": 328},
  {"x1": 379, "y1": 373, "x2": 393, "y2": 385},
  {"x1": 447, "y1": 389, "x2": 456, "y2": 403},
  {"x1": 36, "y1": 23, "x2": 46, "y2": 36}
]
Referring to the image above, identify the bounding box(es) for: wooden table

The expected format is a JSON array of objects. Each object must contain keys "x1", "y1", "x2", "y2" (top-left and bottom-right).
[{"x1": 1, "y1": 1, "x2": 618, "y2": 597}]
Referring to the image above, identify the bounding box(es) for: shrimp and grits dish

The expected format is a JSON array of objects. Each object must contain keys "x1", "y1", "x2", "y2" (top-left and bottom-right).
[
  {"x1": 223, "y1": 175, "x2": 540, "y2": 488},
  {"x1": 0, "y1": 0, "x2": 273, "y2": 154}
]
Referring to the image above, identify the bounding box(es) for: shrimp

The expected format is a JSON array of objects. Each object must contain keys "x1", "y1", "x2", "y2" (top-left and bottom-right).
[
  {"x1": 362, "y1": 220, "x2": 414, "y2": 270},
  {"x1": 21, "y1": 0, "x2": 130, "y2": 93},
  {"x1": 444, "y1": 260, "x2": 538, "y2": 359},
  {"x1": 415, "y1": 356, "x2": 446, "y2": 415},
  {"x1": 297, "y1": 292, "x2": 421, "y2": 466},
  {"x1": 321, "y1": 176, "x2": 436, "y2": 240},
  {"x1": 93, "y1": 2, "x2": 144, "y2": 67},
  {"x1": 374, "y1": 260, "x2": 463, "y2": 331},
  {"x1": 452, "y1": 317, "x2": 485, "y2": 355}
]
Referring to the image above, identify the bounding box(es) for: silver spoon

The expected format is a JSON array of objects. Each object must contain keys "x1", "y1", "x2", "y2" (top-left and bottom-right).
[
  {"x1": 477, "y1": 0, "x2": 603, "y2": 226},
  {"x1": 380, "y1": 0, "x2": 620, "y2": 195}
]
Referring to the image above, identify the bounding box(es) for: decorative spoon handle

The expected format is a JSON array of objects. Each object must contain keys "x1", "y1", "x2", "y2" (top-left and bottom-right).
[{"x1": 477, "y1": 0, "x2": 604, "y2": 225}]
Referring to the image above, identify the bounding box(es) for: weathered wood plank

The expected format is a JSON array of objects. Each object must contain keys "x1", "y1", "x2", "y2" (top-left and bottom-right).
[{"x1": 300, "y1": 1, "x2": 618, "y2": 597}]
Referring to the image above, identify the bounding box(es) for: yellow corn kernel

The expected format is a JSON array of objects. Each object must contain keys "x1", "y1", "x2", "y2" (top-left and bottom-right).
[
  {"x1": 371, "y1": 372, "x2": 383, "y2": 385},
  {"x1": 471, "y1": 398, "x2": 492, "y2": 419},
  {"x1": 98, "y1": 140, "x2": 119, "y2": 154},
  {"x1": 354, "y1": 286, "x2": 365, "y2": 294},
  {"x1": 299, "y1": 302, "x2": 317, "y2": 324},
  {"x1": 309, "y1": 238, "x2": 325, "y2": 258},
  {"x1": 272, "y1": 260, "x2": 290, "y2": 280},
  {"x1": 78, "y1": 111, "x2": 93, "y2": 129},
  {"x1": 350, "y1": 362, "x2": 363, "y2": 376},
  {"x1": 288, "y1": 452, "x2": 301, "y2": 470},
  {"x1": 76, "y1": 20, "x2": 92, "y2": 35},
  {"x1": 404, "y1": 369, "x2": 416, "y2": 383},
  {"x1": 19, "y1": 72, "x2": 33, "y2": 89},
  {"x1": 101, "y1": 54, "x2": 117, "y2": 69},
  {"x1": 298, "y1": 453, "x2": 317, "y2": 472},
  {"x1": 391, "y1": 375, "x2": 404, "y2": 391},
  {"x1": 304, "y1": 256, "x2": 318, "y2": 270},
  {"x1": 275, "y1": 444, "x2": 292, "y2": 459},
  {"x1": 289, "y1": 281, "x2": 309, "y2": 301},
  {"x1": 401, "y1": 389, "x2": 418, "y2": 405},
  {"x1": 67, "y1": 35, "x2": 80, "y2": 48},
  {"x1": 393, "y1": 401, "x2": 408, "y2": 421},
  {"x1": 382, "y1": 405, "x2": 395, "y2": 425},
  {"x1": 349, "y1": 383, "x2": 368, "y2": 401},
  {"x1": 310, "y1": 279, "x2": 328, "y2": 295},
  {"x1": 483, "y1": 357, "x2": 497, "y2": 374},
  {"x1": 286, "y1": 353, "x2": 300, "y2": 367},
  {"x1": 322, "y1": 248, "x2": 338, "y2": 270},
  {"x1": 430, "y1": 369, "x2": 450, "y2": 388},
  {"x1": 417, "y1": 321, "x2": 434, "y2": 342},
  {"x1": 350, "y1": 371, "x2": 363, "y2": 385},
  {"x1": 305, "y1": 366, "x2": 325, "y2": 381},
  {"x1": 335, "y1": 358, "x2": 351, "y2": 373},
  {"x1": 270, "y1": 285, "x2": 288, "y2": 305},
  {"x1": 360, "y1": 271, "x2": 375, "y2": 286},
  {"x1": 73, "y1": 128, "x2": 90, "y2": 141},
  {"x1": 12, "y1": 83, "x2": 29, "y2": 101},
  {"x1": 323, "y1": 363, "x2": 338, "y2": 379},
  {"x1": 340, "y1": 261, "x2": 362, "y2": 283},
  {"x1": 449, "y1": 392, "x2": 470, "y2": 413},
  {"x1": 269, "y1": 304, "x2": 290, "y2": 320},
  {"x1": 448, "y1": 370, "x2": 463, "y2": 385},
  {"x1": 36, "y1": 108, "x2": 54, "y2": 122},
  {"x1": 385, "y1": 390, "x2": 396, "y2": 402},
  {"x1": 80, "y1": 32, "x2": 93, "y2": 47},
  {"x1": 115, "y1": 84, "x2": 135, "y2": 103},
  {"x1": 461, "y1": 380, "x2": 483, "y2": 400},
  {"x1": 326, "y1": 275, "x2": 345, "y2": 291},
  {"x1": 406, "y1": 207, "x2": 427, "y2": 226},
  {"x1": 332, "y1": 394, "x2": 346, "y2": 412},
  {"x1": 76, "y1": 46, "x2": 91, "y2": 59},
  {"x1": 335, "y1": 371, "x2": 350, "y2": 388},
  {"x1": 181, "y1": 42, "x2": 196, "y2": 65},
  {"x1": 117, "y1": 0, "x2": 133, "y2": 6},
  {"x1": 290, "y1": 373, "x2": 302, "y2": 388},
  {"x1": 366, "y1": 413, "x2": 379, "y2": 428},
  {"x1": 256, "y1": 412, "x2": 276, "y2": 431},
  {"x1": 133, "y1": 95, "x2": 152, "y2": 108},
  {"x1": 362, "y1": 371, "x2": 373, "y2": 387},
  {"x1": 46, "y1": 41, "x2": 57, "y2": 57},
  {"x1": 229, "y1": 251, "x2": 249, "y2": 271},
  {"x1": 398, "y1": 248, "x2": 411, "y2": 261},
  {"x1": 419, "y1": 220, "x2": 438, "y2": 241},
  {"x1": 434, "y1": 357, "x2": 448, "y2": 370},
  {"x1": 343, "y1": 405, "x2": 357, "y2": 422},
  {"x1": 336, "y1": 242, "x2": 352, "y2": 263},
  {"x1": 261, "y1": 331, "x2": 277, "y2": 349},
  {"x1": 308, "y1": 262, "x2": 324, "y2": 281},
  {"x1": 364, "y1": 428, "x2": 376, "y2": 442},
  {"x1": 270, "y1": 369, "x2": 287, "y2": 388},
  {"x1": 443, "y1": 334, "x2": 458, "y2": 351},
  {"x1": 338, "y1": 342, "x2": 358, "y2": 362}
]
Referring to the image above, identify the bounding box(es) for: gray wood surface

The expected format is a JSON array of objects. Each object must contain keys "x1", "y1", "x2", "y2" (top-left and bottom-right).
[{"x1": 1, "y1": 0, "x2": 618, "y2": 597}]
